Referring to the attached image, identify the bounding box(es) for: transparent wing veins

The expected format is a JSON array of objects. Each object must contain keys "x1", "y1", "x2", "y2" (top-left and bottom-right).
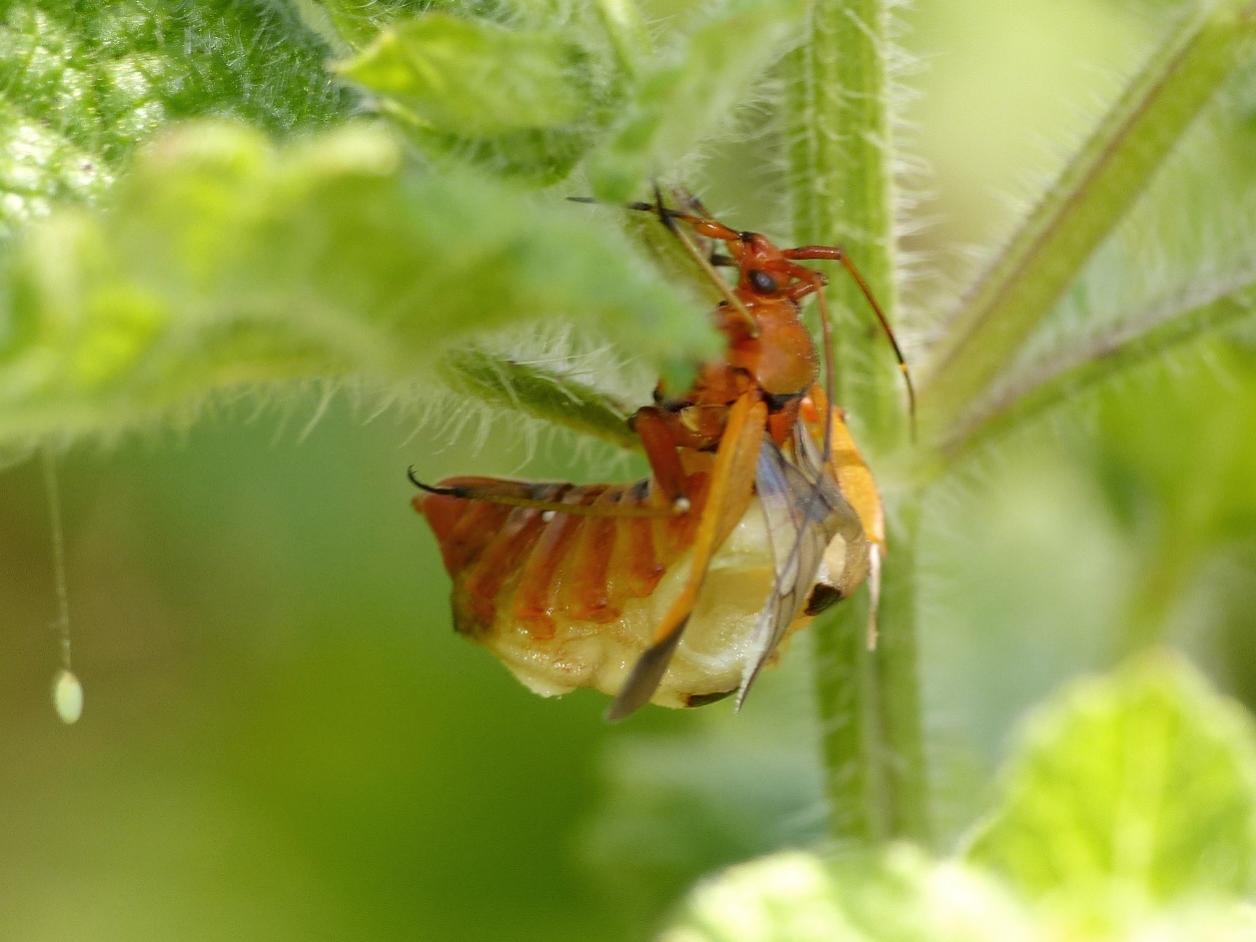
[{"x1": 736, "y1": 423, "x2": 862, "y2": 707}]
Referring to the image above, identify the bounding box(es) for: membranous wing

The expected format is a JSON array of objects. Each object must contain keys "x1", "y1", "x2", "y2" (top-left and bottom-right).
[{"x1": 737, "y1": 421, "x2": 868, "y2": 706}]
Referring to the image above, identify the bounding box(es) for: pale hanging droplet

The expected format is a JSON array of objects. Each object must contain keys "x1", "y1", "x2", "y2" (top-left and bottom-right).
[{"x1": 52, "y1": 669, "x2": 83, "y2": 725}]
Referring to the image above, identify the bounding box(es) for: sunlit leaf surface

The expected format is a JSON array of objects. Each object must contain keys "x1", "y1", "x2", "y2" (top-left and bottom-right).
[
  {"x1": 969, "y1": 654, "x2": 1256, "y2": 905},
  {"x1": 0, "y1": 122, "x2": 713, "y2": 445},
  {"x1": 661, "y1": 847, "x2": 1034, "y2": 942},
  {"x1": 0, "y1": 0, "x2": 349, "y2": 238}
]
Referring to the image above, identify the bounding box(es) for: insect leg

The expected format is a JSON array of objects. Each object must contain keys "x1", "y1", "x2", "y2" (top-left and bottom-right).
[
  {"x1": 866, "y1": 543, "x2": 882, "y2": 651},
  {"x1": 606, "y1": 392, "x2": 766, "y2": 721},
  {"x1": 629, "y1": 406, "x2": 691, "y2": 511},
  {"x1": 408, "y1": 472, "x2": 671, "y2": 519}
]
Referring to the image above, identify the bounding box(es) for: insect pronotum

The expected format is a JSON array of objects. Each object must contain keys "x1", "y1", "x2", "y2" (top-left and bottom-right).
[{"x1": 412, "y1": 190, "x2": 913, "y2": 720}]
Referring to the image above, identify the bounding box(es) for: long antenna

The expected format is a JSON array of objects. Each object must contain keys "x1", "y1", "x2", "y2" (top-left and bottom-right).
[
  {"x1": 42, "y1": 447, "x2": 83, "y2": 725},
  {"x1": 837, "y1": 254, "x2": 917, "y2": 431},
  {"x1": 568, "y1": 193, "x2": 759, "y2": 337},
  {"x1": 785, "y1": 246, "x2": 917, "y2": 437}
]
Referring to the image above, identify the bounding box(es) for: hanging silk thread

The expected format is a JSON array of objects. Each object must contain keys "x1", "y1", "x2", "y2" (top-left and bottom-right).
[{"x1": 42, "y1": 448, "x2": 83, "y2": 725}]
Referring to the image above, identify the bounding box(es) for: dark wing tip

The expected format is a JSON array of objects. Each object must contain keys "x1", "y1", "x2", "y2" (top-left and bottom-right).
[
  {"x1": 604, "y1": 622, "x2": 688, "y2": 722},
  {"x1": 684, "y1": 688, "x2": 735, "y2": 708}
]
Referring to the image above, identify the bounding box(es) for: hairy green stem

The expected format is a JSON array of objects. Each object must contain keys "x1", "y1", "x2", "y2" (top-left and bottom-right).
[
  {"x1": 943, "y1": 269, "x2": 1256, "y2": 460},
  {"x1": 811, "y1": 499, "x2": 927, "y2": 844},
  {"x1": 812, "y1": 591, "x2": 888, "y2": 841},
  {"x1": 787, "y1": 0, "x2": 905, "y2": 444},
  {"x1": 923, "y1": 0, "x2": 1256, "y2": 437},
  {"x1": 788, "y1": 0, "x2": 929, "y2": 845},
  {"x1": 873, "y1": 498, "x2": 928, "y2": 839}
]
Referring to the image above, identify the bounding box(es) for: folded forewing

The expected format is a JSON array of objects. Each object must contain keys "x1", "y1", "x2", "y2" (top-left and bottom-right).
[{"x1": 737, "y1": 425, "x2": 863, "y2": 706}]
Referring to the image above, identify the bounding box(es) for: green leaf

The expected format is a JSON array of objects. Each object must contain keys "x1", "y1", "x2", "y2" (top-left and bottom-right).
[
  {"x1": 0, "y1": 0, "x2": 350, "y2": 239},
  {"x1": 589, "y1": 0, "x2": 805, "y2": 201},
  {"x1": 660, "y1": 846, "x2": 1033, "y2": 942},
  {"x1": 293, "y1": 0, "x2": 429, "y2": 53},
  {"x1": 0, "y1": 122, "x2": 714, "y2": 446},
  {"x1": 336, "y1": 11, "x2": 613, "y2": 182},
  {"x1": 336, "y1": 14, "x2": 594, "y2": 135},
  {"x1": 968, "y1": 653, "x2": 1256, "y2": 907},
  {"x1": 439, "y1": 347, "x2": 637, "y2": 450}
]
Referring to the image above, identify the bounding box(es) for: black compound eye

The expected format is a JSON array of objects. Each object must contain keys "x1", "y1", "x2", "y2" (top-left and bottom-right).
[{"x1": 748, "y1": 269, "x2": 778, "y2": 294}]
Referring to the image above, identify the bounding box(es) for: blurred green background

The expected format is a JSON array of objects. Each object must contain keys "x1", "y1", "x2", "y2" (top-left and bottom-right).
[{"x1": 2, "y1": 1, "x2": 1255, "y2": 939}]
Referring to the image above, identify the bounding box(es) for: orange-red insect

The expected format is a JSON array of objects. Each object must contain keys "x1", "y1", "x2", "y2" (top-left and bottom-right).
[{"x1": 412, "y1": 192, "x2": 913, "y2": 720}]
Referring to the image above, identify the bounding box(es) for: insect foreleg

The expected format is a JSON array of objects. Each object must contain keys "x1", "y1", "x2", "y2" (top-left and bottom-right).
[
  {"x1": 408, "y1": 472, "x2": 671, "y2": 519},
  {"x1": 629, "y1": 406, "x2": 692, "y2": 512}
]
